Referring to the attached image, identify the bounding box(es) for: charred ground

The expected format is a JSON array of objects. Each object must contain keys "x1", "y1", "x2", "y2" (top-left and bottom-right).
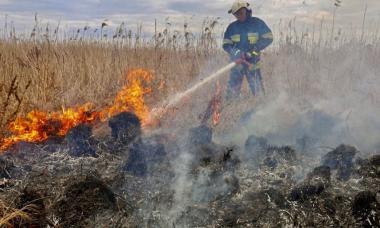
[{"x1": 0, "y1": 112, "x2": 379, "y2": 227}]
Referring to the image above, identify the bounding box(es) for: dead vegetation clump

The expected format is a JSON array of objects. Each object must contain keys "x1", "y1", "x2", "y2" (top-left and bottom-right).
[
  {"x1": 0, "y1": 198, "x2": 39, "y2": 227},
  {"x1": 53, "y1": 175, "x2": 117, "y2": 226},
  {"x1": 15, "y1": 187, "x2": 48, "y2": 227}
]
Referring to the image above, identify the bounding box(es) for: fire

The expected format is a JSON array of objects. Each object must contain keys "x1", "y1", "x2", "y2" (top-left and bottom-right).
[
  {"x1": 0, "y1": 104, "x2": 97, "y2": 151},
  {"x1": 99, "y1": 68, "x2": 153, "y2": 122},
  {"x1": 0, "y1": 69, "x2": 153, "y2": 152},
  {"x1": 200, "y1": 81, "x2": 222, "y2": 126},
  {"x1": 211, "y1": 81, "x2": 222, "y2": 126}
]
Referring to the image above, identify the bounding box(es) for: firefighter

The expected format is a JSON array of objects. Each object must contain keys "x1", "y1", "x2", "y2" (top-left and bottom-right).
[{"x1": 223, "y1": 0, "x2": 273, "y2": 98}]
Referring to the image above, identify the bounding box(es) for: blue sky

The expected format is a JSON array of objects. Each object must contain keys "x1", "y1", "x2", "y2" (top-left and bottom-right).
[{"x1": 1, "y1": 0, "x2": 379, "y2": 36}]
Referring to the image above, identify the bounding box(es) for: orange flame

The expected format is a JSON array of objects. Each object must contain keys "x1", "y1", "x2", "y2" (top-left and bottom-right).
[
  {"x1": 200, "y1": 81, "x2": 222, "y2": 126},
  {"x1": 100, "y1": 68, "x2": 153, "y2": 122},
  {"x1": 0, "y1": 68, "x2": 153, "y2": 152},
  {"x1": 211, "y1": 81, "x2": 222, "y2": 126}
]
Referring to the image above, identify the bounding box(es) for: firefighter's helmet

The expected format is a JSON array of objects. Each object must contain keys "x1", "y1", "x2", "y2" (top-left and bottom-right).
[{"x1": 228, "y1": 0, "x2": 251, "y2": 14}]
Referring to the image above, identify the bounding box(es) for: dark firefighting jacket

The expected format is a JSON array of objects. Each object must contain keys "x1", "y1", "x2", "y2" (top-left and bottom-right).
[{"x1": 223, "y1": 15, "x2": 273, "y2": 67}]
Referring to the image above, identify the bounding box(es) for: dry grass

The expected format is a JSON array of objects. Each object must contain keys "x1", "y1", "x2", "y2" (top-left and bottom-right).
[
  {"x1": 0, "y1": 13, "x2": 379, "y2": 139},
  {"x1": 0, "y1": 42, "x2": 222, "y2": 136},
  {"x1": 0, "y1": 16, "x2": 227, "y2": 138},
  {"x1": 0, "y1": 199, "x2": 34, "y2": 227}
]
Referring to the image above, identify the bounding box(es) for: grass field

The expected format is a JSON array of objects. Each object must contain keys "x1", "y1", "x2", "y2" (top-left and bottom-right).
[
  {"x1": 0, "y1": 15, "x2": 379, "y2": 150},
  {"x1": 1, "y1": 8, "x2": 380, "y2": 226}
]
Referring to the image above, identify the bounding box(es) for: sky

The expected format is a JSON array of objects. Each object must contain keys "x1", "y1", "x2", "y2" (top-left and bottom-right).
[{"x1": 0, "y1": 0, "x2": 379, "y2": 37}]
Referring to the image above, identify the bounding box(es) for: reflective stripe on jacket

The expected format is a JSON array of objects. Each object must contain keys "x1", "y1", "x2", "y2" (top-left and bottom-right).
[{"x1": 223, "y1": 16, "x2": 273, "y2": 60}]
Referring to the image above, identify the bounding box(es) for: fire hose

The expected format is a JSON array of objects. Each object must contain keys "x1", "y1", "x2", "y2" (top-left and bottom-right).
[
  {"x1": 148, "y1": 59, "x2": 264, "y2": 124},
  {"x1": 148, "y1": 62, "x2": 236, "y2": 121}
]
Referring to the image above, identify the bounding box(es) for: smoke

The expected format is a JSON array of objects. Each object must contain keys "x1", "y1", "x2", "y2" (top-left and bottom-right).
[
  {"x1": 150, "y1": 42, "x2": 380, "y2": 226},
  {"x1": 216, "y1": 43, "x2": 380, "y2": 158},
  {"x1": 167, "y1": 148, "x2": 193, "y2": 220}
]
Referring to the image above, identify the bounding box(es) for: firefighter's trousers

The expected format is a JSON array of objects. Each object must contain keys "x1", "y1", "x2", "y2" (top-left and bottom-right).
[{"x1": 226, "y1": 63, "x2": 263, "y2": 98}]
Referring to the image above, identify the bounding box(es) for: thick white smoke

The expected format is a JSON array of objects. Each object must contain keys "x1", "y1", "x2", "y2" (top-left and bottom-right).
[
  {"x1": 216, "y1": 43, "x2": 380, "y2": 157},
  {"x1": 153, "y1": 41, "x2": 380, "y2": 226}
]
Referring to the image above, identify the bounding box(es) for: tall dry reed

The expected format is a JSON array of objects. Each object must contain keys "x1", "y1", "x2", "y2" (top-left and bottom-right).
[{"x1": 0, "y1": 12, "x2": 379, "y2": 137}]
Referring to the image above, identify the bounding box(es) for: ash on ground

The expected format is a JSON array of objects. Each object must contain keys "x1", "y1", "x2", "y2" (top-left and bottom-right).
[{"x1": 0, "y1": 112, "x2": 379, "y2": 227}]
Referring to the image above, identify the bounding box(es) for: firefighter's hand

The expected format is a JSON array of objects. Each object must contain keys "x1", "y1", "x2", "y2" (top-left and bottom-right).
[
  {"x1": 234, "y1": 57, "x2": 246, "y2": 65},
  {"x1": 236, "y1": 52, "x2": 251, "y2": 65},
  {"x1": 232, "y1": 51, "x2": 248, "y2": 65}
]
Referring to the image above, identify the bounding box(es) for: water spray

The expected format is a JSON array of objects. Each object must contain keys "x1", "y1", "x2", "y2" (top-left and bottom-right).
[{"x1": 148, "y1": 62, "x2": 237, "y2": 122}]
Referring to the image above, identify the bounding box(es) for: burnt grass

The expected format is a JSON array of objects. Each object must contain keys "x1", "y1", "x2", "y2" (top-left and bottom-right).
[{"x1": 0, "y1": 113, "x2": 379, "y2": 227}]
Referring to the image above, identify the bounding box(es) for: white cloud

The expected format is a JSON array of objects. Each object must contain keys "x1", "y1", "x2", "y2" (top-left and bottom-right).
[{"x1": 0, "y1": 0, "x2": 379, "y2": 36}]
